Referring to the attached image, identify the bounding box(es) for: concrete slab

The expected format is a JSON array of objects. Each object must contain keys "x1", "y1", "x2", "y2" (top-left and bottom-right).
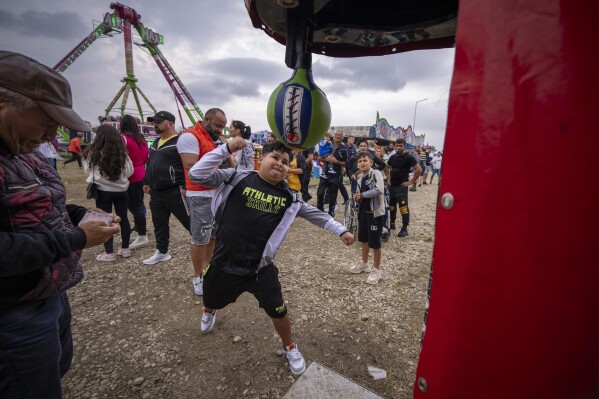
[{"x1": 283, "y1": 362, "x2": 385, "y2": 399}]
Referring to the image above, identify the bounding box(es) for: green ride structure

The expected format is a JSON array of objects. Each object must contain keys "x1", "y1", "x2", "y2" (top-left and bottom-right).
[{"x1": 52, "y1": 2, "x2": 202, "y2": 140}]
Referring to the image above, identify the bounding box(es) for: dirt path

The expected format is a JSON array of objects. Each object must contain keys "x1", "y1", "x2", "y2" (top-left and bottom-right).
[{"x1": 60, "y1": 165, "x2": 438, "y2": 399}]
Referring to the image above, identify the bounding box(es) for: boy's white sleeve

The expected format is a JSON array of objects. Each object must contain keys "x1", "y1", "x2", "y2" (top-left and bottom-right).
[
  {"x1": 188, "y1": 144, "x2": 236, "y2": 188},
  {"x1": 297, "y1": 202, "x2": 348, "y2": 236}
]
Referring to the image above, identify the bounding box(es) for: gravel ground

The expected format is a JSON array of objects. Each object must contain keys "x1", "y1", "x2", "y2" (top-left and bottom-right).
[{"x1": 59, "y1": 165, "x2": 439, "y2": 399}]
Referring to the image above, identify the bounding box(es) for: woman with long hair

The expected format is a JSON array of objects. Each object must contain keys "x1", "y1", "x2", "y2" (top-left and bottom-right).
[
  {"x1": 83, "y1": 125, "x2": 134, "y2": 261},
  {"x1": 120, "y1": 114, "x2": 149, "y2": 250},
  {"x1": 228, "y1": 120, "x2": 255, "y2": 170}
]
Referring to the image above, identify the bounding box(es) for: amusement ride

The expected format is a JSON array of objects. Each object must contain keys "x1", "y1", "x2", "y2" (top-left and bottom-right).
[{"x1": 52, "y1": 2, "x2": 201, "y2": 139}]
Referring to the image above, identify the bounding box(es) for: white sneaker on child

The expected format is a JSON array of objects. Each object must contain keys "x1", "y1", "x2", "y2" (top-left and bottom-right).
[
  {"x1": 366, "y1": 268, "x2": 382, "y2": 285},
  {"x1": 193, "y1": 276, "x2": 203, "y2": 296},
  {"x1": 201, "y1": 309, "x2": 217, "y2": 333},
  {"x1": 349, "y1": 261, "x2": 371, "y2": 274},
  {"x1": 283, "y1": 343, "x2": 306, "y2": 376}
]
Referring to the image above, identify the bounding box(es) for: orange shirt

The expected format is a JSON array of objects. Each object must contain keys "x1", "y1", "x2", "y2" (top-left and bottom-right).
[{"x1": 67, "y1": 137, "x2": 81, "y2": 153}]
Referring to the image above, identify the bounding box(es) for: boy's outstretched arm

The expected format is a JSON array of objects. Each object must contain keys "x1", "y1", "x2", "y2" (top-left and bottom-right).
[
  {"x1": 298, "y1": 202, "x2": 354, "y2": 245},
  {"x1": 188, "y1": 138, "x2": 247, "y2": 187}
]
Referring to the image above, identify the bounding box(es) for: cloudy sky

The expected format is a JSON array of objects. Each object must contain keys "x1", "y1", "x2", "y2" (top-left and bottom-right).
[{"x1": 0, "y1": 0, "x2": 455, "y2": 148}]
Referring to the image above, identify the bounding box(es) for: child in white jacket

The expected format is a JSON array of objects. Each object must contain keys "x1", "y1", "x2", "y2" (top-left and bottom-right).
[{"x1": 349, "y1": 151, "x2": 385, "y2": 284}]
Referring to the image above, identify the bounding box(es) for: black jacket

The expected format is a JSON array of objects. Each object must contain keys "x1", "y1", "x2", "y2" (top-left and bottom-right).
[
  {"x1": 0, "y1": 138, "x2": 88, "y2": 309},
  {"x1": 144, "y1": 135, "x2": 186, "y2": 191}
]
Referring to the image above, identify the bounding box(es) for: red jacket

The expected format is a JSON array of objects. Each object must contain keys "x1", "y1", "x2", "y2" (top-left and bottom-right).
[
  {"x1": 183, "y1": 122, "x2": 216, "y2": 192},
  {"x1": 67, "y1": 137, "x2": 81, "y2": 153}
]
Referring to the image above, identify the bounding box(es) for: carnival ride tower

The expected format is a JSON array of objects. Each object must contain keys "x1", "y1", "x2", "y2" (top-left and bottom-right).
[
  {"x1": 53, "y1": 2, "x2": 203, "y2": 128},
  {"x1": 103, "y1": 6, "x2": 155, "y2": 123}
]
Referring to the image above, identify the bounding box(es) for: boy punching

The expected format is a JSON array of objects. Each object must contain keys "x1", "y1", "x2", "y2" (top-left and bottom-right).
[{"x1": 188, "y1": 137, "x2": 354, "y2": 375}]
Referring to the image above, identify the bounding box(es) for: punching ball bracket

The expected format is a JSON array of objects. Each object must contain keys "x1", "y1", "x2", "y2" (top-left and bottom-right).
[{"x1": 284, "y1": 1, "x2": 314, "y2": 70}]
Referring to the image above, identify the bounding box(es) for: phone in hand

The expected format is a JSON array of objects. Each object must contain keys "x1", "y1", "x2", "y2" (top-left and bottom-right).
[{"x1": 79, "y1": 210, "x2": 114, "y2": 226}]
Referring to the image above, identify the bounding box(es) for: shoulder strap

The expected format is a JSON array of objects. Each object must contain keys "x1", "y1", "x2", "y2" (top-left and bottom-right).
[{"x1": 225, "y1": 170, "x2": 237, "y2": 185}]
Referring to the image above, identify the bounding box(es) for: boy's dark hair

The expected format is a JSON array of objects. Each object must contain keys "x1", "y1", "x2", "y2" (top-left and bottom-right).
[
  {"x1": 356, "y1": 150, "x2": 374, "y2": 161},
  {"x1": 395, "y1": 138, "x2": 406, "y2": 145},
  {"x1": 262, "y1": 140, "x2": 292, "y2": 160}
]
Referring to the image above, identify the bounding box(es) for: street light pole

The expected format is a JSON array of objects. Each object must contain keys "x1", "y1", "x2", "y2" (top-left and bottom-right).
[{"x1": 413, "y1": 98, "x2": 428, "y2": 133}]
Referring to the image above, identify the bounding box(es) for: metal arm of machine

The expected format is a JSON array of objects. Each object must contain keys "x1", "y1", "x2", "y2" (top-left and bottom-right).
[{"x1": 284, "y1": 0, "x2": 314, "y2": 70}]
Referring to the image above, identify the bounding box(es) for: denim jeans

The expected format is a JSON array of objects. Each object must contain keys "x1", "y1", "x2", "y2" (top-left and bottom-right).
[{"x1": 0, "y1": 292, "x2": 73, "y2": 399}]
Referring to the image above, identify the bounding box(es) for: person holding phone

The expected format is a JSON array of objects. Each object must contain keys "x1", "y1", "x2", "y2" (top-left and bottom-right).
[{"x1": 0, "y1": 51, "x2": 120, "y2": 399}]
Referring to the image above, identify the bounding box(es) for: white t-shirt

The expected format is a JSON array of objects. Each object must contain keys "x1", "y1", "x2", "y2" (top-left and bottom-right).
[
  {"x1": 177, "y1": 132, "x2": 216, "y2": 197},
  {"x1": 432, "y1": 156, "x2": 443, "y2": 169},
  {"x1": 38, "y1": 142, "x2": 56, "y2": 159}
]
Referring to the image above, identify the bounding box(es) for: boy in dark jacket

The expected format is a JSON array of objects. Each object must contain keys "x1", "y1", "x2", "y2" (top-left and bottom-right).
[{"x1": 188, "y1": 138, "x2": 354, "y2": 376}]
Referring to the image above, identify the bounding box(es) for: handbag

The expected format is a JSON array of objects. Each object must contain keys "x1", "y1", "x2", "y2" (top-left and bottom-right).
[{"x1": 86, "y1": 171, "x2": 98, "y2": 200}]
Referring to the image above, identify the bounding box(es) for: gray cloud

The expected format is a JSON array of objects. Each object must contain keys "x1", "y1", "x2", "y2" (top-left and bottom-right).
[
  {"x1": 141, "y1": 0, "x2": 248, "y2": 48},
  {"x1": 203, "y1": 57, "x2": 290, "y2": 85},
  {"x1": 312, "y1": 48, "x2": 454, "y2": 95},
  {"x1": 0, "y1": 10, "x2": 88, "y2": 39},
  {"x1": 186, "y1": 77, "x2": 260, "y2": 105}
]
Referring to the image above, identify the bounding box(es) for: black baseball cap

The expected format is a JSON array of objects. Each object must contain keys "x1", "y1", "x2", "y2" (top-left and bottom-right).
[
  {"x1": 147, "y1": 111, "x2": 175, "y2": 123},
  {"x1": 0, "y1": 51, "x2": 91, "y2": 132}
]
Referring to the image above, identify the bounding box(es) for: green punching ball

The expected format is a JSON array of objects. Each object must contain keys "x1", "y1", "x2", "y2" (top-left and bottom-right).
[{"x1": 267, "y1": 68, "x2": 331, "y2": 149}]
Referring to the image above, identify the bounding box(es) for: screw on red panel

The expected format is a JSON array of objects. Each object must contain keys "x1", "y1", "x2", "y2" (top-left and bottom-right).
[
  {"x1": 418, "y1": 376, "x2": 428, "y2": 392},
  {"x1": 441, "y1": 193, "x2": 454, "y2": 209}
]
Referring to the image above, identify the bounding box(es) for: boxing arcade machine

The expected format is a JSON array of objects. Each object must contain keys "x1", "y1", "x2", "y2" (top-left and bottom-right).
[{"x1": 246, "y1": 1, "x2": 599, "y2": 398}]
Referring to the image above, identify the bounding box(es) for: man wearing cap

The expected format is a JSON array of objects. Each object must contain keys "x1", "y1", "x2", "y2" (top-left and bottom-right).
[
  {"x1": 0, "y1": 51, "x2": 120, "y2": 398},
  {"x1": 142, "y1": 111, "x2": 191, "y2": 265},
  {"x1": 177, "y1": 108, "x2": 227, "y2": 296}
]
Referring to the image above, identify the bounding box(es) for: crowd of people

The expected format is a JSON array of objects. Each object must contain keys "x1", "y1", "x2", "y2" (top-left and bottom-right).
[{"x1": 0, "y1": 51, "x2": 442, "y2": 397}]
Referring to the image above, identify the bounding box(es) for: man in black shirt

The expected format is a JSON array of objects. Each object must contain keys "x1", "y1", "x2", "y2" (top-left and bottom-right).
[
  {"x1": 387, "y1": 138, "x2": 422, "y2": 237},
  {"x1": 142, "y1": 111, "x2": 191, "y2": 265},
  {"x1": 188, "y1": 138, "x2": 354, "y2": 376},
  {"x1": 316, "y1": 130, "x2": 349, "y2": 217}
]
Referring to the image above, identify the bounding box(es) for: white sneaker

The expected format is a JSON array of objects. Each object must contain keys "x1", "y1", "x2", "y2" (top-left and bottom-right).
[
  {"x1": 201, "y1": 309, "x2": 217, "y2": 333},
  {"x1": 366, "y1": 268, "x2": 382, "y2": 285},
  {"x1": 283, "y1": 343, "x2": 306, "y2": 376},
  {"x1": 193, "y1": 276, "x2": 203, "y2": 296},
  {"x1": 129, "y1": 235, "x2": 149, "y2": 250},
  {"x1": 143, "y1": 250, "x2": 171, "y2": 265},
  {"x1": 117, "y1": 248, "x2": 131, "y2": 258},
  {"x1": 96, "y1": 252, "x2": 116, "y2": 262},
  {"x1": 349, "y1": 261, "x2": 371, "y2": 274}
]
